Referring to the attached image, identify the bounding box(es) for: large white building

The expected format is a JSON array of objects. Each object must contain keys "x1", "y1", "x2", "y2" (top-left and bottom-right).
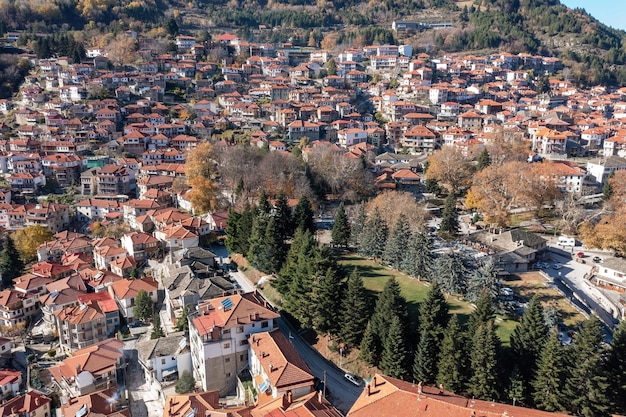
[{"x1": 188, "y1": 292, "x2": 280, "y2": 395}]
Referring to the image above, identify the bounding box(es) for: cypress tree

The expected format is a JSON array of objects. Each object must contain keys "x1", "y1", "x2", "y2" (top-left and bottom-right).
[
  {"x1": 476, "y1": 148, "x2": 491, "y2": 171},
  {"x1": 151, "y1": 314, "x2": 165, "y2": 339},
  {"x1": 380, "y1": 315, "x2": 408, "y2": 380},
  {"x1": 331, "y1": 203, "x2": 351, "y2": 247},
  {"x1": 340, "y1": 269, "x2": 370, "y2": 347},
  {"x1": 432, "y1": 253, "x2": 467, "y2": 295},
  {"x1": 350, "y1": 205, "x2": 367, "y2": 247},
  {"x1": 439, "y1": 193, "x2": 459, "y2": 239},
  {"x1": 314, "y1": 268, "x2": 343, "y2": 335},
  {"x1": 257, "y1": 190, "x2": 272, "y2": 216},
  {"x1": 358, "y1": 209, "x2": 388, "y2": 260},
  {"x1": 402, "y1": 230, "x2": 434, "y2": 280},
  {"x1": 532, "y1": 330, "x2": 567, "y2": 412},
  {"x1": 274, "y1": 229, "x2": 315, "y2": 295},
  {"x1": 359, "y1": 322, "x2": 377, "y2": 365},
  {"x1": 0, "y1": 236, "x2": 23, "y2": 288},
  {"x1": 510, "y1": 295, "x2": 548, "y2": 394},
  {"x1": 383, "y1": 214, "x2": 411, "y2": 270},
  {"x1": 606, "y1": 319, "x2": 626, "y2": 415},
  {"x1": 469, "y1": 322, "x2": 499, "y2": 401},
  {"x1": 413, "y1": 329, "x2": 438, "y2": 384},
  {"x1": 564, "y1": 316, "x2": 610, "y2": 417},
  {"x1": 436, "y1": 315, "x2": 468, "y2": 393},
  {"x1": 294, "y1": 196, "x2": 315, "y2": 234},
  {"x1": 225, "y1": 209, "x2": 242, "y2": 254}
]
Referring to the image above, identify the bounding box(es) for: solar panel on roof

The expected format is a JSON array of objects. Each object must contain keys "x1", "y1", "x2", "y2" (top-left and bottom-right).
[
  {"x1": 221, "y1": 298, "x2": 233, "y2": 311},
  {"x1": 259, "y1": 379, "x2": 269, "y2": 393}
]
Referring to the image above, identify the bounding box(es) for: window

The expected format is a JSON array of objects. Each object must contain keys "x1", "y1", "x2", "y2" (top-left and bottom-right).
[
  {"x1": 226, "y1": 372, "x2": 231, "y2": 377},
  {"x1": 239, "y1": 339, "x2": 248, "y2": 346},
  {"x1": 161, "y1": 359, "x2": 166, "y2": 365},
  {"x1": 225, "y1": 358, "x2": 230, "y2": 363},
  {"x1": 224, "y1": 342, "x2": 230, "y2": 349},
  {"x1": 223, "y1": 329, "x2": 231, "y2": 335},
  {"x1": 236, "y1": 326, "x2": 244, "y2": 333},
  {"x1": 261, "y1": 321, "x2": 269, "y2": 328}
]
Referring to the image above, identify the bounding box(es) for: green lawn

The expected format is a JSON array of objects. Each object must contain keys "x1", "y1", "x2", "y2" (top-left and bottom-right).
[{"x1": 340, "y1": 253, "x2": 519, "y2": 345}]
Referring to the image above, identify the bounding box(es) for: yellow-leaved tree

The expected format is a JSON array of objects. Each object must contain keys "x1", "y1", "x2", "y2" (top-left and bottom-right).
[
  {"x1": 185, "y1": 142, "x2": 222, "y2": 214},
  {"x1": 14, "y1": 225, "x2": 54, "y2": 262}
]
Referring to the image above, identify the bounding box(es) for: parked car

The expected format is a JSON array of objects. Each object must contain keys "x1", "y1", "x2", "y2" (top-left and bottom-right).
[
  {"x1": 553, "y1": 263, "x2": 563, "y2": 270},
  {"x1": 593, "y1": 256, "x2": 602, "y2": 263},
  {"x1": 344, "y1": 373, "x2": 363, "y2": 386},
  {"x1": 576, "y1": 252, "x2": 584, "y2": 258},
  {"x1": 128, "y1": 321, "x2": 145, "y2": 328}
]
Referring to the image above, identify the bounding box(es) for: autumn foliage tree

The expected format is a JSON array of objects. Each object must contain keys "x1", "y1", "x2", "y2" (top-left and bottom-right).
[
  {"x1": 185, "y1": 142, "x2": 222, "y2": 214},
  {"x1": 425, "y1": 147, "x2": 474, "y2": 194},
  {"x1": 14, "y1": 226, "x2": 53, "y2": 263}
]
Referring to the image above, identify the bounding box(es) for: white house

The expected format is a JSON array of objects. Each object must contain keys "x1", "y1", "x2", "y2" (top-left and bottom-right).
[
  {"x1": 189, "y1": 292, "x2": 280, "y2": 395},
  {"x1": 337, "y1": 128, "x2": 368, "y2": 148},
  {"x1": 586, "y1": 156, "x2": 626, "y2": 184},
  {"x1": 0, "y1": 369, "x2": 21, "y2": 399},
  {"x1": 108, "y1": 277, "x2": 158, "y2": 322}
]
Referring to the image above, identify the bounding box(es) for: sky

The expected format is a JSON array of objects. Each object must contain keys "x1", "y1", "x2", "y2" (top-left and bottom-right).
[{"x1": 560, "y1": 0, "x2": 626, "y2": 31}]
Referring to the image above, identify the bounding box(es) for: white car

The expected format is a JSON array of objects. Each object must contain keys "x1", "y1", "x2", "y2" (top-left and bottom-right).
[
  {"x1": 344, "y1": 373, "x2": 363, "y2": 386},
  {"x1": 553, "y1": 263, "x2": 563, "y2": 270}
]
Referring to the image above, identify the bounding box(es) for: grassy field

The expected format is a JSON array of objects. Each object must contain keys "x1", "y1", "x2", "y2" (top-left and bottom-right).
[
  {"x1": 340, "y1": 253, "x2": 518, "y2": 344},
  {"x1": 504, "y1": 272, "x2": 587, "y2": 327}
]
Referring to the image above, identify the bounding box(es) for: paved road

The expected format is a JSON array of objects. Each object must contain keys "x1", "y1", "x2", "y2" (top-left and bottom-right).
[{"x1": 543, "y1": 245, "x2": 616, "y2": 334}]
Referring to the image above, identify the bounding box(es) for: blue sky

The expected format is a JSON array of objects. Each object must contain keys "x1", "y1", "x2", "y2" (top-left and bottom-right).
[{"x1": 560, "y1": 0, "x2": 626, "y2": 31}]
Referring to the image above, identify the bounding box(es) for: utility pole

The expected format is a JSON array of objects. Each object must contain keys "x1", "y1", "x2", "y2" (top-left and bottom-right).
[{"x1": 323, "y1": 370, "x2": 327, "y2": 399}]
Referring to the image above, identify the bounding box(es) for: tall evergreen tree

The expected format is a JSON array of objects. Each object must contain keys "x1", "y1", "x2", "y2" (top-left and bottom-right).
[
  {"x1": 257, "y1": 190, "x2": 272, "y2": 216},
  {"x1": 238, "y1": 203, "x2": 254, "y2": 256},
  {"x1": 340, "y1": 269, "x2": 370, "y2": 347},
  {"x1": 418, "y1": 282, "x2": 450, "y2": 338},
  {"x1": 439, "y1": 194, "x2": 459, "y2": 239},
  {"x1": 359, "y1": 322, "x2": 377, "y2": 365},
  {"x1": 466, "y1": 258, "x2": 499, "y2": 303},
  {"x1": 532, "y1": 330, "x2": 567, "y2": 412},
  {"x1": 331, "y1": 203, "x2": 351, "y2": 247},
  {"x1": 255, "y1": 216, "x2": 287, "y2": 273},
  {"x1": 413, "y1": 329, "x2": 438, "y2": 384},
  {"x1": 294, "y1": 195, "x2": 315, "y2": 234},
  {"x1": 350, "y1": 205, "x2": 367, "y2": 247},
  {"x1": 369, "y1": 278, "x2": 408, "y2": 362},
  {"x1": 432, "y1": 253, "x2": 467, "y2": 295},
  {"x1": 436, "y1": 315, "x2": 468, "y2": 393},
  {"x1": 564, "y1": 316, "x2": 610, "y2": 417},
  {"x1": 606, "y1": 318, "x2": 626, "y2": 415},
  {"x1": 402, "y1": 231, "x2": 434, "y2": 280},
  {"x1": 313, "y1": 268, "x2": 344, "y2": 335},
  {"x1": 274, "y1": 190, "x2": 293, "y2": 240},
  {"x1": 247, "y1": 213, "x2": 269, "y2": 271},
  {"x1": 469, "y1": 322, "x2": 499, "y2": 401},
  {"x1": 274, "y1": 229, "x2": 315, "y2": 295},
  {"x1": 510, "y1": 295, "x2": 548, "y2": 394},
  {"x1": 380, "y1": 315, "x2": 408, "y2": 380},
  {"x1": 467, "y1": 290, "x2": 496, "y2": 337},
  {"x1": 226, "y1": 209, "x2": 243, "y2": 254},
  {"x1": 507, "y1": 367, "x2": 527, "y2": 406},
  {"x1": 476, "y1": 148, "x2": 491, "y2": 171},
  {"x1": 0, "y1": 236, "x2": 23, "y2": 288},
  {"x1": 151, "y1": 314, "x2": 165, "y2": 339},
  {"x1": 383, "y1": 215, "x2": 411, "y2": 269},
  {"x1": 358, "y1": 209, "x2": 388, "y2": 260}
]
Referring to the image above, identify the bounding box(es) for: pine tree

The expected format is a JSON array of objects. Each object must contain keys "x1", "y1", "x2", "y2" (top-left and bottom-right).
[
  {"x1": 274, "y1": 190, "x2": 293, "y2": 240},
  {"x1": 439, "y1": 194, "x2": 459, "y2": 239},
  {"x1": 606, "y1": 318, "x2": 626, "y2": 415},
  {"x1": 359, "y1": 322, "x2": 377, "y2": 365},
  {"x1": 151, "y1": 314, "x2": 165, "y2": 339},
  {"x1": 510, "y1": 295, "x2": 548, "y2": 394},
  {"x1": 175, "y1": 370, "x2": 195, "y2": 394},
  {"x1": 402, "y1": 231, "x2": 434, "y2": 280},
  {"x1": 370, "y1": 278, "x2": 408, "y2": 351},
  {"x1": 331, "y1": 203, "x2": 350, "y2": 247},
  {"x1": 466, "y1": 258, "x2": 498, "y2": 303},
  {"x1": 358, "y1": 209, "x2": 388, "y2": 260},
  {"x1": 283, "y1": 252, "x2": 317, "y2": 328},
  {"x1": 238, "y1": 203, "x2": 254, "y2": 256},
  {"x1": 0, "y1": 236, "x2": 23, "y2": 288},
  {"x1": 340, "y1": 269, "x2": 370, "y2": 347},
  {"x1": 294, "y1": 195, "x2": 315, "y2": 234},
  {"x1": 274, "y1": 229, "x2": 315, "y2": 295},
  {"x1": 350, "y1": 205, "x2": 367, "y2": 247},
  {"x1": 257, "y1": 190, "x2": 272, "y2": 216},
  {"x1": 259, "y1": 216, "x2": 287, "y2": 273},
  {"x1": 476, "y1": 148, "x2": 491, "y2": 171},
  {"x1": 247, "y1": 213, "x2": 269, "y2": 271},
  {"x1": 413, "y1": 329, "x2": 438, "y2": 384},
  {"x1": 507, "y1": 366, "x2": 527, "y2": 406},
  {"x1": 564, "y1": 316, "x2": 610, "y2": 417},
  {"x1": 380, "y1": 315, "x2": 408, "y2": 380},
  {"x1": 383, "y1": 214, "x2": 411, "y2": 269},
  {"x1": 467, "y1": 290, "x2": 496, "y2": 337},
  {"x1": 313, "y1": 268, "x2": 343, "y2": 335},
  {"x1": 532, "y1": 330, "x2": 566, "y2": 412},
  {"x1": 437, "y1": 315, "x2": 468, "y2": 393},
  {"x1": 468, "y1": 322, "x2": 499, "y2": 401},
  {"x1": 226, "y1": 209, "x2": 242, "y2": 254},
  {"x1": 418, "y1": 282, "x2": 450, "y2": 338},
  {"x1": 432, "y1": 253, "x2": 467, "y2": 295},
  {"x1": 602, "y1": 171, "x2": 614, "y2": 201}
]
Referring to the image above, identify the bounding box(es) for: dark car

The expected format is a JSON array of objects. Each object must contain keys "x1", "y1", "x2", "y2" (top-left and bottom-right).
[
  {"x1": 593, "y1": 256, "x2": 602, "y2": 263},
  {"x1": 128, "y1": 321, "x2": 145, "y2": 328}
]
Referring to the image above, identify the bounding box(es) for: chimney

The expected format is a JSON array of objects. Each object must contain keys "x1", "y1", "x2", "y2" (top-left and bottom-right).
[
  {"x1": 373, "y1": 376, "x2": 377, "y2": 387},
  {"x1": 287, "y1": 391, "x2": 292, "y2": 404},
  {"x1": 269, "y1": 361, "x2": 274, "y2": 372},
  {"x1": 109, "y1": 402, "x2": 115, "y2": 413},
  {"x1": 366, "y1": 384, "x2": 370, "y2": 397},
  {"x1": 439, "y1": 383, "x2": 444, "y2": 395},
  {"x1": 76, "y1": 364, "x2": 82, "y2": 374}
]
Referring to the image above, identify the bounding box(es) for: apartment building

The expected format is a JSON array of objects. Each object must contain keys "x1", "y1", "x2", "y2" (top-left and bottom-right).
[{"x1": 24, "y1": 203, "x2": 70, "y2": 233}]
